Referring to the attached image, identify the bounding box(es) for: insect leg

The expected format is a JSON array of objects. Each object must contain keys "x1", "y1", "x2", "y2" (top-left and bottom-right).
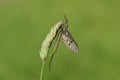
[{"x1": 49, "y1": 29, "x2": 63, "y2": 71}]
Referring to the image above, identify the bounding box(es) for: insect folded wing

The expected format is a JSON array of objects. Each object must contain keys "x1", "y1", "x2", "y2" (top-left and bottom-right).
[{"x1": 61, "y1": 29, "x2": 79, "y2": 53}]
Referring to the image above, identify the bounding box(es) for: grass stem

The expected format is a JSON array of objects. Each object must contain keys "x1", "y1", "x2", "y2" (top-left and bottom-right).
[{"x1": 40, "y1": 61, "x2": 45, "y2": 80}]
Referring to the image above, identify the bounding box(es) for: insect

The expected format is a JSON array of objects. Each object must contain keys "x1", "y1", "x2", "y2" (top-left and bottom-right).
[{"x1": 49, "y1": 16, "x2": 79, "y2": 71}]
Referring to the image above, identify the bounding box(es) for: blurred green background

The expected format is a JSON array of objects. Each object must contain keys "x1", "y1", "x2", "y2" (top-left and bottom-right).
[{"x1": 0, "y1": 0, "x2": 120, "y2": 80}]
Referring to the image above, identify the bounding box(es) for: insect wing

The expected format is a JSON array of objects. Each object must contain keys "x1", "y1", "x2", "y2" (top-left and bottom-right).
[{"x1": 61, "y1": 29, "x2": 79, "y2": 53}]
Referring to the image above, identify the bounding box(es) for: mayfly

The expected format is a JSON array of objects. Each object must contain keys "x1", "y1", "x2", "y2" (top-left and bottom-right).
[{"x1": 49, "y1": 16, "x2": 79, "y2": 71}]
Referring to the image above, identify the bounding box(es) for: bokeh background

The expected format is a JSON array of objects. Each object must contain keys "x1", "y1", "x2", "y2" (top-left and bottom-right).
[{"x1": 0, "y1": 0, "x2": 120, "y2": 80}]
